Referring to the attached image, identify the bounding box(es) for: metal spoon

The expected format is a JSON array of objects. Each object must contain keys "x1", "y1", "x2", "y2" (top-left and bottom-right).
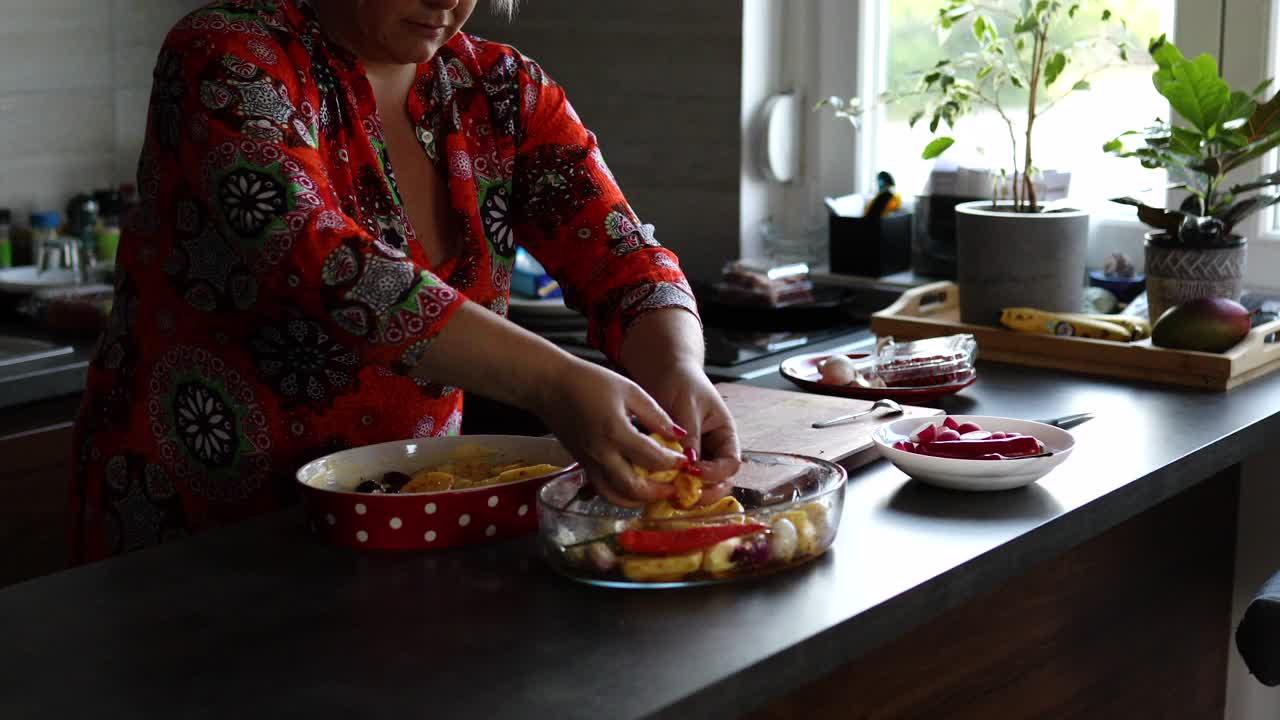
[{"x1": 812, "y1": 399, "x2": 904, "y2": 429}]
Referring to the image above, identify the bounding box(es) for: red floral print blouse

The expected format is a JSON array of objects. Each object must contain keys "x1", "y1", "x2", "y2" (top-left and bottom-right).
[{"x1": 70, "y1": 0, "x2": 698, "y2": 562}]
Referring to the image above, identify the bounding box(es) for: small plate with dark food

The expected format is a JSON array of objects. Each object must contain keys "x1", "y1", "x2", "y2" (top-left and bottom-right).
[
  {"x1": 296, "y1": 436, "x2": 579, "y2": 550},
  {"x1": 780, "y1": 350, "x2": 977, "y2": 402}
]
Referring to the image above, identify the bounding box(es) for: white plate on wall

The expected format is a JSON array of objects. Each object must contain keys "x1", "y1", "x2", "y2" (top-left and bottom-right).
[{"x1": 872, "y1": 415, "x2": 1075, "y2": 491}]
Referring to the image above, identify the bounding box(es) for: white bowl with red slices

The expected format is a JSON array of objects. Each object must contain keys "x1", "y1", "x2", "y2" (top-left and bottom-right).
[{"x1": 872, "y1": 415, "x2": 1075, "y2": 491}]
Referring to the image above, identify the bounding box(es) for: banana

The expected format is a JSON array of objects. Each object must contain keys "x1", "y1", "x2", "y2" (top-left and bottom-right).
[
  {"x1": 1072, "y1": 313, "x2": 1151, "y2": 340},
  {"x1": 1000, "y1": 307, "x2": 1134, "y2": 342}
]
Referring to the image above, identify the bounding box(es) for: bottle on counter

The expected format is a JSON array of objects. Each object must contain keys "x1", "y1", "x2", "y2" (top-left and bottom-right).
[
  {"x1": 0, "y1": 208, "x2": 11, "y2": 268},
  {"x1": 30, "y1": 211, "x2": 63, "y2": 271},
  {"x1": 93, "y1": 189, "x2": 121, "y2": 263},
  {"x1": 68, "y1": 197, "x2": 99, "y2": 283}
]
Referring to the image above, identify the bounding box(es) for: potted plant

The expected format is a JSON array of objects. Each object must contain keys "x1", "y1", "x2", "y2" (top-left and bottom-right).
[
  {"x1": 822, "y1": 0, "x2": 1131, "y2": 324},
  {"x1": 1105, "y1": 35, "x2": 1280, "y2": 322}
]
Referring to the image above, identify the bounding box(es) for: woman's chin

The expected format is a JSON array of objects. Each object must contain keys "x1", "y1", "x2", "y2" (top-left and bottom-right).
[{"x1": 407, "y1": 44, "x2": 440, "y2": 63}]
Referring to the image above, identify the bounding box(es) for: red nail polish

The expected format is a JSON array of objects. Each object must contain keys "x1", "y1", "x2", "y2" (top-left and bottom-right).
[
  {"x1": 682, "y1": 462, "x2": 703, "y2": 476},
  {"x1": 683, "y1": 446, "x2": 698, "y2": 463},
  {"x1": 671, "y1": 424, "x2": 688, "y2": 438}
]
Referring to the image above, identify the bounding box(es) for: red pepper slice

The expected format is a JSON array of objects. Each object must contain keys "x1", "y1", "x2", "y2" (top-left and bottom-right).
[
  {"x1": 917, "y1": 436, "x2": 1043, "y2": 459},
  {"x1": 618, "y1": 523, "x2": 767, "y2": 554}
]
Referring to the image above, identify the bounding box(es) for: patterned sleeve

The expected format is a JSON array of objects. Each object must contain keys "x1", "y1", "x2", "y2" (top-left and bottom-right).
[
  {"x1": 157, "y1": 25, "x2": 465, "y2": 374},
  {"x1": 505, "y1": 55, "x2": 700, "y2": 364}
]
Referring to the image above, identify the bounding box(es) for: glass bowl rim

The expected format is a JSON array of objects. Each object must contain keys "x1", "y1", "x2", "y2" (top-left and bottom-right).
[{"x1": 536, "y1": 449, "x2": 848, "y2": 520}]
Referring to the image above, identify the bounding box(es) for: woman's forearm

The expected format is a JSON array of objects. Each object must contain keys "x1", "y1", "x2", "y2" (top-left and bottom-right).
[
  {"x1": 411, "y1": 301, "x2": 581, "y2": 413},
  {"x1": 619, "y1": 309, "x2": 705, "y2": 388}
]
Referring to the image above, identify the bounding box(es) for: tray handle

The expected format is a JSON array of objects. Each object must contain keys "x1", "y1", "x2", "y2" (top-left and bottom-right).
[
  {"x1": 1233, "y1": 316, "x2": 1280, "y2": 359},
  {"x1": 875, "y1": 281, "x2": 958, "y2": 318}
]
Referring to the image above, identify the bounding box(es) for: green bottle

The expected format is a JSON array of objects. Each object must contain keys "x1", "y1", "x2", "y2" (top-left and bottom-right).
[{"x1": 0, "y1": 209, "x2": 11, "y2": 268}]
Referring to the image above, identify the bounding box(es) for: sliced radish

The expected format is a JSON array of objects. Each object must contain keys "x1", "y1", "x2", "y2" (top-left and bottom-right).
[
  {"x1": 960, "y1": 430, "x2": 992, "y2": 441},
  {"x1": 935, "y1": 428, "x2": 962, "y2": 442},
  {"x1": 910, "y1": 423, "x2": 938, "y2": 443},
  {"x1": 942, "y1": 416, "x2": 961, "y2": 431},
  {"x1": 893, "y1": 441, "x2": 916, "y2": 453},
  {"x1": 956, "y1": 422, "x2": 982, "y2": 434},
  {"x1": 988, "y1": 431, "x2": 1008, "y2": 439}
]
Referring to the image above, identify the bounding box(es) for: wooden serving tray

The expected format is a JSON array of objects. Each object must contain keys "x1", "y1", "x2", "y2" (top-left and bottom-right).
[{"x1": 870, "y1": 282, "x2": 1280, "y2": 391}]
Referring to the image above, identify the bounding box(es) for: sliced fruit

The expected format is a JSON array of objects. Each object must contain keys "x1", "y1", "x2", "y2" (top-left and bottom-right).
[
  {"x1": 673, "y1": 473, "x2": 703, "y2": 509},
  {"x1": 701, "y1": 537, "x2": 745, "y2": 573},
  {"x1": 910, "y1": 423, "x2": 939, "y2": 443},
  {"x1": 620, "y1": 551, "x2": 704, "y2": 582},
  {"x1": 402, "y1": 470, "x2": 454, "y2": 493},
  {"x1": 777, "y1": 510, "x2": 818, "y2": 555},
  {"x1": 618, "y1": 523, "x2": 766, "y2": 554}
]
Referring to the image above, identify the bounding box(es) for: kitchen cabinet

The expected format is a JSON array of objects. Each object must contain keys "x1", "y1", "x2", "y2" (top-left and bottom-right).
[{"x1": 0, "y1": 395, "x2": 79, "y2": 587}]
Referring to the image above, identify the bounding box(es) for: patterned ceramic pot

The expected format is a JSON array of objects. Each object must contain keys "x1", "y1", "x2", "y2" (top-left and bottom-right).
[{"x1": 1144, "y1": 233, "x2": 1247, "y2": 323}]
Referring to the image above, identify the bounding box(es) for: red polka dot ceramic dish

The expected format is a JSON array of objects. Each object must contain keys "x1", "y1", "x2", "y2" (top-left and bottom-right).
[{"x1": 296, "y1": 435, "x2": 581, "y2": 551}]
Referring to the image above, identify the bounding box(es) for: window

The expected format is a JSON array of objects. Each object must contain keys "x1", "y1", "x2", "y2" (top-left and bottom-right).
[
  {"x1": 866, "y1": 1, "x2": 1176, "y2": 213},
  {"x1": 771, "y1": 0, "x2": 1280, "y2": 287}
]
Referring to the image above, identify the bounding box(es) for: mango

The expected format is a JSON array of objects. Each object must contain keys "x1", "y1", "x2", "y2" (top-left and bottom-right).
[{"x1": 1152, "y1": 297, "x2": 1251, "y2": 353}]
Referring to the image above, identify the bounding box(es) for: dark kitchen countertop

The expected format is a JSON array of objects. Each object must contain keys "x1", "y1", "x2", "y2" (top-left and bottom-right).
[
  {"x1": 4, "y1": 340, "x2": 1279, "y2": 719},
  {"x1": 0, "y1": 323, "x2": 93, "y2": 413}
]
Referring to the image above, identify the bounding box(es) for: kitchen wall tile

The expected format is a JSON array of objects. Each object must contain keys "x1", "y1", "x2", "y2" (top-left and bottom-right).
[
  {"x1": 113, "y1": 87, "x2": 151, "y2": 184},
  {"x1": 0, "y1": 91, "x2": 115, "y2": 159},
  {"x1": 111, "y1": 0, "x2": 202, "y2": 89},
  {"x1": 0, "y1": 152, "x2": 116, "y2": 220},
  {"x1": 0, "y1": 1, "x2": 195, "y2": 219},
  {"x1": 0, "y1": 0, "x2": 113, "y2": 93}
]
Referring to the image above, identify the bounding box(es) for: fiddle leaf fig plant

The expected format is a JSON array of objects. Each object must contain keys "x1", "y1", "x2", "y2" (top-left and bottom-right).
[
  {"x1": 1105, "y1": 35, "x2": 1280, "y2": 247},
  {"x1": 819, "y1": 0, "x2": 1131, "y2": 213}
]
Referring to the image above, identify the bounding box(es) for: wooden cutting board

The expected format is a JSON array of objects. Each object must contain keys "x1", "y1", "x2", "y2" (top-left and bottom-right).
[{"x1": 717, "y1": 383, "x2": 942, "y2": 471}]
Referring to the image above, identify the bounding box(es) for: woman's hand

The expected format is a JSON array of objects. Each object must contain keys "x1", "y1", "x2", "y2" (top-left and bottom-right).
[
  {"x1": 634, "y1": 360, "x2": 742, "y2": 505},
  {"x1": 413, "y1": 303, "x2": 690, "y2": 507},
  {"x1": 618, "y1": 309, "x2": 743, "y2": 507},
  {"x1": 530, "y1": 357, "x2": 692, "y2": 508}
]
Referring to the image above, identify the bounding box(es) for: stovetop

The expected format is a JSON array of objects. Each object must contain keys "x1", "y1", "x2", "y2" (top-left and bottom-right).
[
  {"x1": 538, "y1": 322, "x2": 861, "y2": 369},
  {"x1": 701, "y1": 325, "x2": 858, "y2": 366}
]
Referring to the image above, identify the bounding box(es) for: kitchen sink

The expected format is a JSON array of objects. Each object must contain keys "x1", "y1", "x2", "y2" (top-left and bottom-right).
[{"x1": 0, "y1": 335, "x2": 75, "y2": 370}]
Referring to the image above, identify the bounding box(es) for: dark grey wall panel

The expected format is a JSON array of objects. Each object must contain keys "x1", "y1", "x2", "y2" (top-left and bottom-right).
[{"x1": 468, "y1": 1, "x2": 744, "y2": 282}]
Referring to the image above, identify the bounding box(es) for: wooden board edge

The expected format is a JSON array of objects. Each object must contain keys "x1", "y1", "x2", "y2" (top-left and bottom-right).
[{"x1": 978, "y1": 349, "x2": 1226, "y2": 390}]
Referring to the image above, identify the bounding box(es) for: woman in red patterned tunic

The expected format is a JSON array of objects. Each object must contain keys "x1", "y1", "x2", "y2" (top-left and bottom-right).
[{"x1": 71, "y1": 0, "x2": 740, "y2": 562}]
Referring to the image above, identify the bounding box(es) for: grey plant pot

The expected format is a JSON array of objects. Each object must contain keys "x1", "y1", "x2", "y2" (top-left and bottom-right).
[
  {"x1": 955, "y1": 201, "x2": 1089, "y2": 326},
  {"x1": 1144, "y1": 232, "x2": 1247, "y2": 323}
]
